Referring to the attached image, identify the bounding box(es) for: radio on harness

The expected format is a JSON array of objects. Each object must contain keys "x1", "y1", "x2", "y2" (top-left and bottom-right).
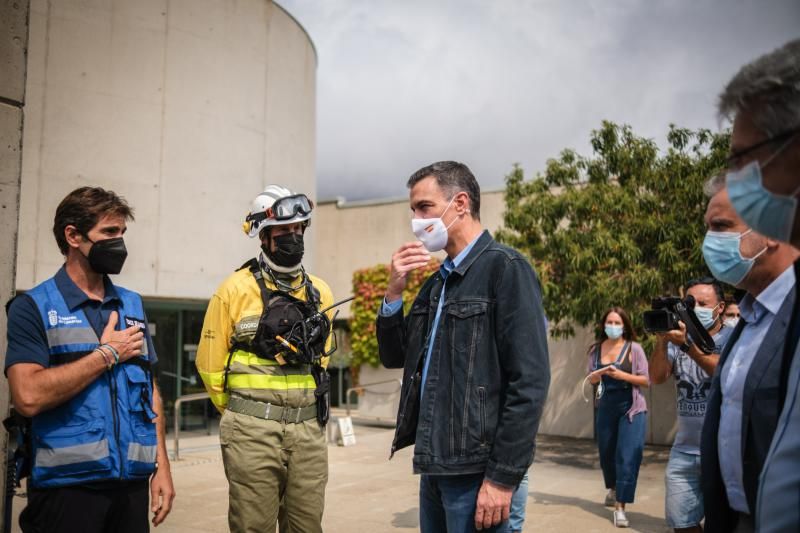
[{"x1": 222, "y1": 259, "x2": 354, "y2": 426}]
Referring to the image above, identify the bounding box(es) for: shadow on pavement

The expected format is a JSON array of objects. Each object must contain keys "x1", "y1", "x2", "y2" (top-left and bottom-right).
[
  {"x1": 532, "y1": 491, "x2": 668, "y2": 533},
  {"x1": 391, "y1": 507, "x2": 419, "y2": 529},
  {"x1": 534, "y1": 435, "x2": 669, "y2": 470}
]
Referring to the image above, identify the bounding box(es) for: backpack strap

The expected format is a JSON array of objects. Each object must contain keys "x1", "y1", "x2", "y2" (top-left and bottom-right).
[
  {"x1": 223, "y1": 259, "x2": 276, "y2": 391},
  {"x1": 247, "y1": 258, "x2": 275, "y2": 308}
]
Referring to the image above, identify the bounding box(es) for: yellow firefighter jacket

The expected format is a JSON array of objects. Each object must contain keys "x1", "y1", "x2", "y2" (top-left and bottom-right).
[{"x1": 196, "y1": 265, "x2": 334, "y2": 413}]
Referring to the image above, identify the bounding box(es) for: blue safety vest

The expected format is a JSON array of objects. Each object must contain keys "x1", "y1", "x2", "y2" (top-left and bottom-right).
[{"x1": 25, "y1": 277, "x2": 158, "y2": 488}]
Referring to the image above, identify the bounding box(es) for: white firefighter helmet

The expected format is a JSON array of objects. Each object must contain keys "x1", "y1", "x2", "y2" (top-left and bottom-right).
[{"x1": 242, "y1": 185, "x2": 314, "y2": 238}]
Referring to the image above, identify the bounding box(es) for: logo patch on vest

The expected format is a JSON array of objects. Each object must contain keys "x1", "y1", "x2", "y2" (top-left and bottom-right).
[
  {"x1": 47, "y1": 309, "x2": 83, "y2": 327},
  {"x1": 124, "y1": 316, "x2": 146, "y2": 332},
  {"x1": 233, "y1": 315, "x2": 260, "y2": 341}
]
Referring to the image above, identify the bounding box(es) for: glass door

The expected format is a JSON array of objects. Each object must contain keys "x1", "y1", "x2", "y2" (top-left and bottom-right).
[{"x1": 144, "y1": 301, "x2": 209, "y2": 430}]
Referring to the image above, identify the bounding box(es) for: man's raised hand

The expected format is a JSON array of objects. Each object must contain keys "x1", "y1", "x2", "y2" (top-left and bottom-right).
[{"x1": 386, "y1": 242, "x2": 431, "y2": 302}]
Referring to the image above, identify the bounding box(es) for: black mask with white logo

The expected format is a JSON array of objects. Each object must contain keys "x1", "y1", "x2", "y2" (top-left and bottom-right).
[
  {"x1": 263, "y1": 233, "x2": 304, "y2": 268},
  {"x1": 84, "y1": 237, "x2": 128, "y2": 275}
]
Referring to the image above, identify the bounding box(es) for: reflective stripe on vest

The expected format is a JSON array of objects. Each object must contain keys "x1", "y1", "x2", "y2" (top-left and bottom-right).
[
  {"x1": 35, "y1": 438, "x2": 110, "y2": 468},
  {"x1": 26, "y1": 277, "x2": 157, "y2": 488},
  {"x1": 127, "y1": 443, "x2": 157, "y2": 463},
  {"x1": 45, "y1": 327, "x2": 98, "y2": 349},
  {"x1": 226, "y1": 349, "x2": 317, "y2": 392}
]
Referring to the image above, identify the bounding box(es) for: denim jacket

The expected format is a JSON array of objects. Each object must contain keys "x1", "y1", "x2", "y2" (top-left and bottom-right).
[{"x1": 377, "y1": 230, "x2": 550, "y2": 487}]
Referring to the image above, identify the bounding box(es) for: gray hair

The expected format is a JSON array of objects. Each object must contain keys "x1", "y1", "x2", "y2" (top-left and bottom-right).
[
  {"x1": 703, "y1": 172, "x2": 727, "y2": 198},
  {"x1": 407, "y1": 161, "x2": 481, "y2": 220},
  {"x1": 718, "y1": 39, "x2": 800, "y2": 137}
]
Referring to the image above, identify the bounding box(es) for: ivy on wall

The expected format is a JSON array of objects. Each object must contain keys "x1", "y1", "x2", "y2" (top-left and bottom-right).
[{"x1": 348, "y1": 259, "x2": 440, "y2": 383}]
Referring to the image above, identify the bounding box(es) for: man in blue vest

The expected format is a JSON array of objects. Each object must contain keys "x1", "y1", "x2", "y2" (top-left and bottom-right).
[{"x1": 4, "y1": 187, "x2": 175, "y2": 532}]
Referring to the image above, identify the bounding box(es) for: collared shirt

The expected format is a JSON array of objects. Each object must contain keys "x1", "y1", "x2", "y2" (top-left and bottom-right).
[
  {"x1": 381, "y1": 235, "x2": 481, "y2": 395},
  {"x1": 718, "y1": 264, "x2": 795, "y2": 513},
  {"x1": 5, "y1": 265, "x2": 157, "y2": 371}
]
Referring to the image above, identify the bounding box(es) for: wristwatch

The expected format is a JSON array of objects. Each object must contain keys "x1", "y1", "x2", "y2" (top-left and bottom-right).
[{"x1": 679, "y1": 338, "x2": 694, "y2": 354}]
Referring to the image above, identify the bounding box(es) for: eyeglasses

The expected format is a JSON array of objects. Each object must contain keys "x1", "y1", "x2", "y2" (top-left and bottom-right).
[
  {"x1": 726, "y1": 128, "x2": 800, "y2": 169},
  {"x1": 246, "y1": 194, "x2": 314, "y2": 225}
]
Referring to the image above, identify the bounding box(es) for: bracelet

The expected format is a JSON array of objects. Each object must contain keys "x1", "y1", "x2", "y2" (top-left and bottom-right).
[
  {"x1": 100, "y1": 343, "x2": 120, "y2": 365},
  {"x1": 95, "y1": 348, "x2": 113, "y2": 370}
]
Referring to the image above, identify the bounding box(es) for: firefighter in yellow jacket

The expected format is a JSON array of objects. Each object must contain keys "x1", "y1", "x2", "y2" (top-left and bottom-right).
[{"x1": 196, "y1": 185, "x2": 334, "y2": 533}]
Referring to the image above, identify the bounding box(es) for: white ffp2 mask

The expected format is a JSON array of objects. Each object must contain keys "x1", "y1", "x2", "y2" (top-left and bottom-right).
[{"x1": 411, "y1": 195, "x2": 461, "y2": 252}]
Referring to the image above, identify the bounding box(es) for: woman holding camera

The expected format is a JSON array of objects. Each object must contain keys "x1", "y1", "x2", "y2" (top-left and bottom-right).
[{"x1": 587, "y1": 306, "x2": 650, "y2": 528}]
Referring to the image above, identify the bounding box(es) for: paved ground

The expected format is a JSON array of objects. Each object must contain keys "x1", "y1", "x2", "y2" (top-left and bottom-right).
[{"x1": 10, "y1": 412, "x2": 671, "y2": 532}]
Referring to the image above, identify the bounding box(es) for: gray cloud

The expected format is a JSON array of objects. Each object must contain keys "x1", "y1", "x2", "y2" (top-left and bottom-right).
[{"x1": 278, "y1": 0, "x2": 800, "y2": 202}]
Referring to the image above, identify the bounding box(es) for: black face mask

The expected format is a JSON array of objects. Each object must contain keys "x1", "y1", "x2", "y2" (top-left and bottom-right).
[
  {"x1": 84, "y1": 237, "x2": 128, "y2": 275},
  {"x1": 263, "y1": 233, "x2": 304, "y2": 268}
]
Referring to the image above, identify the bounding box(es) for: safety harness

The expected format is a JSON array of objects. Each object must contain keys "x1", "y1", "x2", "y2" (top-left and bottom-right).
[{"x1": 222, "y1": 259, "x2": 333, "y2": 426}]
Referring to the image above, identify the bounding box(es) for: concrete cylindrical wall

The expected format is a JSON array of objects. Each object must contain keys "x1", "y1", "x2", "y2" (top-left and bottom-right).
[{"x1": 17, "y1": 0, "x2": 317, "y2": 299}]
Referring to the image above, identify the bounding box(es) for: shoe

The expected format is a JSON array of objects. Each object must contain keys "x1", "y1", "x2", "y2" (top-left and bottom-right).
[
  {"x1": 613, "y1": 509, "x2": 629, "y2": 528},
  {"x1": 604, "y1": 489, "x2": 616, "y2": 507}
]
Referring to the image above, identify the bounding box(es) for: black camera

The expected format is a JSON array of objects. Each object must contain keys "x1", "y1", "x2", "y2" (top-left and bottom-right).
[
  {"x1": 643, "y1": 296, "x2": 685, "y2": 333},
  {"x1": 642, "y1": 295, "x2": 715, "y2": 355}
]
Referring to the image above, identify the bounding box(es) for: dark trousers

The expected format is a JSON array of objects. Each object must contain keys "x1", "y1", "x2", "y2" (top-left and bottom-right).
[
  {"x1": 596, "y1": 389, "x2": 646, "y2": 504},
  {"x1": 420, "y1": 473, "x2": 510, "y2": 533},
  {"x1": 20, "y1": 481, "x2": 149, "y2": 533}
]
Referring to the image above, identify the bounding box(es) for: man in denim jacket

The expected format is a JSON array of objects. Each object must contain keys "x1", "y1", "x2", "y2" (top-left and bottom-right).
[{"x1": 376, "y1": 161, "x2": 550, "y2": 532}]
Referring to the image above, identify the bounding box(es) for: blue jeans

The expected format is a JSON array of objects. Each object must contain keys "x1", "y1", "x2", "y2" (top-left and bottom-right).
[
  {"x1": 508, "y1": 472, "x2": 529, "y2": 532},
  {"x1": 420, "y1": 473, "x2": 510, "y2": 533},
  {"x1": 665, "y1": 448, "x2": 703, "y2": 528},
  {"x1": 595, "y1": 389, "x2": 646, "y2": 504}
]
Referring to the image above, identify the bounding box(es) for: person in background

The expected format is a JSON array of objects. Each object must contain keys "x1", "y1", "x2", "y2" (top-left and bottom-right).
[
  {"x1": 723, "y1": 300, "x2": 741, "y2": 329},
  {"x1": 649, "y1": 278, "x2": 732, "y2": 533},
  {"x1": 587, "y1": 307, "x2": 649, "y2": 528},
  {"x1": 508, "y1": 472, "x2": 529, "y2": 533}
]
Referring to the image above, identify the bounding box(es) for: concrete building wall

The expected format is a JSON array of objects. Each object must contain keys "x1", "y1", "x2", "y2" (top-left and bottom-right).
[
  {"x1": 0, "y1": 1, "x2": 30, "y2": 529},
  {"x1": 315, "y1": 191, "x2": 678, "y2": 445},
  {"x1": 16, "y1": 0, "x2": 317, "y2": 299}
]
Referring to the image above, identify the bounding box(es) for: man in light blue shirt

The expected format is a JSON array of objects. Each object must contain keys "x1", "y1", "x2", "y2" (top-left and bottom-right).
[
  {"x1": 700, "y1": 177, "x2": 799, "y2": 532},
  {"x1": 706, "y1": 38, "x2": 800, "y2": 533}
]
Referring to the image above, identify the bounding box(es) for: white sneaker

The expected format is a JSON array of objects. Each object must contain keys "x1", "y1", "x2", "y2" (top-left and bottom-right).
[
  {"x1": 613, "y1": 509, "x2": 629, "y2": 528},
  {"x1": 604, "y1": 489, "x2": 616, "y2": 507}
]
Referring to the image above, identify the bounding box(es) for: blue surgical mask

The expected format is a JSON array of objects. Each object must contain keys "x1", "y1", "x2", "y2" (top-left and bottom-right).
[
  {"x1": 702, "y1": 230, "x2": 767, "y2": 286},
  {"x1": 726, "y1": 153, "x2": 800, "y2": 243},
  {"x1": 693, "y1": 306, "x2": 718, "y2": 330},
  {"x1": 604, "y1": 325, "x2": 624, "y2": 339}
]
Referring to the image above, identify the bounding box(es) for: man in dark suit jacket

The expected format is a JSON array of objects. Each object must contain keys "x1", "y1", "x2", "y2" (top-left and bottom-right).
[{"x1": 700, "y1": 177, "x2": 800, "y2": 532}]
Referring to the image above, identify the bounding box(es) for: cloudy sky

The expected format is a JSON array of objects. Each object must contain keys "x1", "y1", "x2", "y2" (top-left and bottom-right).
[{"x1": 279, "y1": 0, "x2": 800, "y2": 203}]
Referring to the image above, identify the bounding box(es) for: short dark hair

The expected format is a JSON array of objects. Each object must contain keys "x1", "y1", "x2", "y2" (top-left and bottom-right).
[
  {"x1": 684, "y1": 277, "x2": 725, "y2": 304},
  {"x1": 53, "y1": 187, "x2": 134, "y2": 255},
  {"x1": 599, "y1": 306, "x2": 636, "y2": 342},
  {"x1": 407, "y1": 161, "x2": 481, "y2": 220}
]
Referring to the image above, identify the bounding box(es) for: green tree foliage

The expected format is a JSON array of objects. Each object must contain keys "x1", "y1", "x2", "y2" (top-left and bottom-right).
[
  {"x1": 496, "y1": 121, "x2": 730, "y2": 340},
  {"x1": 349, "y1": 260, "x2": 440, "y2": 381}
]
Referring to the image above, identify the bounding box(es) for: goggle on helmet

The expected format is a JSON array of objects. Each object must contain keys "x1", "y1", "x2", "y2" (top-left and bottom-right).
[{"x1": 243, "y1": 193, "x2": 314, "y2": 238}]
